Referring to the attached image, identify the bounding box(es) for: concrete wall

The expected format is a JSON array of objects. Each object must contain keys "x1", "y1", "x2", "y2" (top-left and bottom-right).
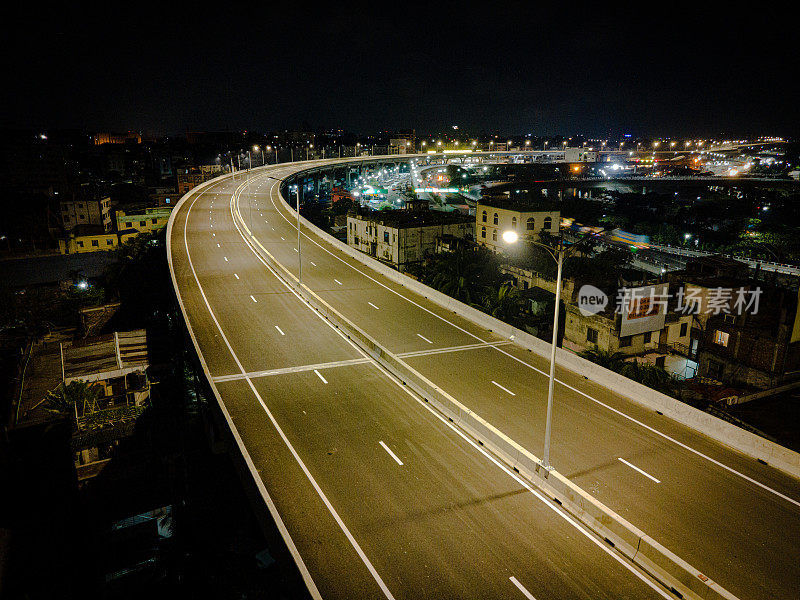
[
  {"x1": 251, "y1": 179, "x2": 739, "y2": 600},
  {"x1": 280, "y1": 163, "x2": 800, "y2": 480}
]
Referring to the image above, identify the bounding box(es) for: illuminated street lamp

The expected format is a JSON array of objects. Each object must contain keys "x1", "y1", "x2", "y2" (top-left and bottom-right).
[{"x1": 501, "y1": 226, "x2": 602, "y2": 469}]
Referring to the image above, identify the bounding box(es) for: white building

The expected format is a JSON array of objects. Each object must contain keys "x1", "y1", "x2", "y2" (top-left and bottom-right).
[
  {"x1": 476, "y1": 198, "x2": 560, "y2": 253},
  {"x1": 347, "y1": 207, "x2": 473, "y2": 270}
]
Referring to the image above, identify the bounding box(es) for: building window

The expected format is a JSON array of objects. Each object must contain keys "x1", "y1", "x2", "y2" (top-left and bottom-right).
[
  {"x1": 543, "y1": 216, "x2": 552, "y2": 230},
  {"x1": 151, "y1": 218, "x2": 157, "y2": 224},
  {"x1": 481, "y1": 226, "x2": 486, "y2": 239},
  {"x1": 644, "y1": 331, "x2": 652, "y2": 344},
  {"x1": 708, "y1": 360, "x2": 724, "y2": 379},
  {"x1": 91, "y1": 239, "x2": 99, "y2": 247},
  {"x1": 492, "y1": 229, "x2": 497, "y2": 241},
  {"x1": 79, "y1": 214, "x2": 86, "y2": 220},
  {"x1": 511, "y1": 216, "x2": 517, "y2": 229},
  {"x1": 587, "y1": 327, "x2": 598, "y2": 344},
  {"x1": 619, "y1": 336, "x2": 632, "y2": 347},
  {"x1": 106, "y1": 239, "x2": 114, "y2": 245},
  {"x1": 140, "y1": 220, "x2": 146, "y2": 227},
  {"x1": 77, "y1": 241, "x2": 84, "y2": 248},
  {"x1": 482, "y1": 210, "x2": 487, "y2": 223},
  {"x1": 714, "y1": 330, "x2": 729, "y2": 347},
  {"x1": 384, "y1": 231, "x2": 389, "y2": 243},
  {"x1": 493, "y1": 213, "x2": 498, "y2": 225},
  {"x1": 526, "y1": 217, "x2": 535, "y2": 230},
  {"x1": 680, "y1": 322, "x2": 688, "y2": 337}
]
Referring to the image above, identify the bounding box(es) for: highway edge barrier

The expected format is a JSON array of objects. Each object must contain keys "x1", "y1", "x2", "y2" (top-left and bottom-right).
[
  {"x1": 168, "y1": 172, "x2": 324, "y2": 600},
  {"x1": 232, "y1": 170, "x2": 740, "y2": 600},
  {"x1": 280, "y1": 163, "x2": 800, "y2": 480}
]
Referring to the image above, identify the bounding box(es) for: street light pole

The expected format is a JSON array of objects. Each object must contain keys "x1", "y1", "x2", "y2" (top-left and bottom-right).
[
  {"x1": 501, "y1": 227, "x2": 604, "y2": 470},
  {"x1": 542, "y1": 246, "x2": 563, "y2": 469}
]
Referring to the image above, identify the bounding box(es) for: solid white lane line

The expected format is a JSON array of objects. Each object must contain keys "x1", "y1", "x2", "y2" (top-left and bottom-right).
[
  {"x1": 310, "y1": 261, "x2": 316, "y2": 267},
  {"x1": 250, "y1": 295, "x2": 257, "y2": 303},
  {"x1": 334, "y1": 279, "x2": 342, "y2": 285},
  {"x1": 313, "y1": 369, "x2": 328, "y2": 384},
  {"x1": 234, "y1": 273, "x2": 240, "y2": 279},
  {"x1": 294, "y1": 247, "x2": 299, "y2": 252},
  {"x1": 618, "y1": 458, "x2": 661, "y2": 483},
  {"x1": 275, "y1": 325, "x2": 285, "y2": 336},
  {"x1": 368, "y1": 302, "x2": 379, "y2": 310},
  {"x1": 492, "y1": 380, "x2": 516, "y2": 396},
  {"x1": 212, "y1": 358, "x2": 369, "y2": 382},
  {"x1": 509, "y1": 577, "x2": 537, "y2": 600},
  {"x1": 417, "y1": 334, "x2": 433, "y2": 344},
  {"x1": 379, "y1": 441, "x2": 404, "y2": 466}
]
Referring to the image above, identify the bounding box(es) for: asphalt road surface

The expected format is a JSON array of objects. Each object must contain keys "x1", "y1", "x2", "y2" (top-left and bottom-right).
[{"x1": 169, "y1": 162, "x2": 800, "y2": 599}]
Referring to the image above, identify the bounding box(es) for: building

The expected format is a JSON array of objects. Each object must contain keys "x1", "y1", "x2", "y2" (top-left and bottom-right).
[
  {"x1": 60, "y1": 191, "x2": 112, "y2": 232},
  {"x1": 58, "y1": 226, "x2": 118, "y2": 254},
  {"x1": 564, "y1": 147, "x2": 598, "y2": 162},
  {"x1": 669, "y1": 258, "x2": 800, "y2": 388},
  {"x1": 93, "y1": 132, "x2": 142, "y2": 145},
  {"x1": 476, "y1": 197, "x2": 560, "y2": 253},
  {"x1": 389, "y1": 139, "x2": 414, "y2": 154},
  {"x1": 116, "y1": 206, "x2": 173, "y2": 240},
  {"x1": 176, "y1": 165, "x2": 223, "y2": 194},
  {"x1": 562, "y1": 283, "x2": 696, "y2": 378},
  {"x1": 347, "y1": 205, "x2": 473, "y2": 270}
]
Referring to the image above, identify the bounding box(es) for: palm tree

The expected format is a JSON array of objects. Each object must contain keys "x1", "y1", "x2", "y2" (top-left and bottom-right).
[
  {"x1": 475, "y1": 282, "x2": 525, "y2": 326},
  {"x1": 579, "y1": 347, "x2": 627, "y2": 372},
  {"x1": 45, "y1": 380, "x2": 103, "y2": 417},
  {"x1": 619, "y1": 360, "x2": 678, "y2": 396},
  {"x1": 427, "y1": 251, "x2": 480, "y2": 304}
]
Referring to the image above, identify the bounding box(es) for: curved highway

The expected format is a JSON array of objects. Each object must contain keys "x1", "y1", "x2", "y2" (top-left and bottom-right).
[{"x1": 169, "y1": 160, "x2": 800, "y2": 599}]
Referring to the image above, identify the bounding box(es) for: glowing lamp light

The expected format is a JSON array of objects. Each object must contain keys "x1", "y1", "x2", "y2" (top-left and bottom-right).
[{"x1": 502, "y1": 231, "x2": 519, "y2": 244}]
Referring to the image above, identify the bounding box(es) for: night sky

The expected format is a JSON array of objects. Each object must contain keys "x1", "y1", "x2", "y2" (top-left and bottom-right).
[{"x1": 5, "y1": 2, "x2": 798, "y2": 137}]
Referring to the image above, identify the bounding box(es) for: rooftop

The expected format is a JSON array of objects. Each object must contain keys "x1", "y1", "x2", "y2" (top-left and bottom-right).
[
  {"x1": 62, "y1": 329, "x2": 149, "y2": 383},
  {"x1": 478, "y1": 196, "x2": 560, "y2": 213},
  {"x1": 349, "y1": 207, "x2": 472, "y2": 228}
]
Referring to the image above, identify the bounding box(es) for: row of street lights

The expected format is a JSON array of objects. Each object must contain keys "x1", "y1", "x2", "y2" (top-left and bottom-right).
[{"x1": 242, "y1": 151, "x2": 590, "y2": 471}]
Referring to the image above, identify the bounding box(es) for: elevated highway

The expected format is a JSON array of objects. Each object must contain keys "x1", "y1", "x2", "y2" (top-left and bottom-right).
[{"x1": 168, "y1": 158, "x2": 800, "y2": 599}]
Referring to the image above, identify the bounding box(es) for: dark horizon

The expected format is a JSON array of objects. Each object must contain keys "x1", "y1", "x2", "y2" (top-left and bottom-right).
[{"x1": 5, "y1": 3, "x2": 799, "y2": 138}]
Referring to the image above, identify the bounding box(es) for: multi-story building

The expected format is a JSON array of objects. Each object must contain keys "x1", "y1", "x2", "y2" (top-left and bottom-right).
[
  {"x1": 564, "y1": 147, "x2": 598, "y2": 162},
  {"x1": 476, "y1": 197, "x2": 560, "y2": 253},
  {"x1": 116, "y1": 206, "x2": 173, "y2": 238},
  {"x1": 560, "y1": 281, "x2": 696, "y2": 378},
  {"x1": 176, "y1": 165, "x2": 223, "y2": 195},
  {"x1": 58, "y1": 226, "x2": 118, "y2": 254},
  {"x1": 347, "y1": 205, "x2": 473, "y2": 270},
  {"x1": 60, "y1": 190, "x2": 112, "y2": 232},
  {"x1": 389, "y1": 139, "x2": 414, "y2": 154},
  {"x1": 92, "y1": 132, "x2": 142, "y2": 145}
]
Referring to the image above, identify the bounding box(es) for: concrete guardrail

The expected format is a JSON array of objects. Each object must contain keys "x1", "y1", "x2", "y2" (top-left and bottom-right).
[{"x1": 233, "y1": 175, "x2": 740, "y2": 600}]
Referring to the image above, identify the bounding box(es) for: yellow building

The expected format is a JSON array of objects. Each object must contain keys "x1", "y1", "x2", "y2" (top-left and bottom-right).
[
  {"x1": 115, "y1": 206, "x2": 173, "y2": 235},
  {"x1": 59, "y1": 227, "x2": 118, "y2": 254},
  {"x1": 476, "y1": 198, "x2": 560, "y2": 253}
]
